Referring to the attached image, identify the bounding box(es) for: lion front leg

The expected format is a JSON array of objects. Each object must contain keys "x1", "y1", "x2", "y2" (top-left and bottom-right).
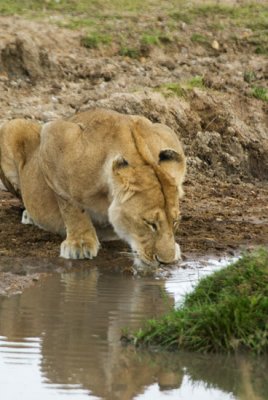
[{"x1": 57, "y1": 197, "x2": 100, "y2": 260}]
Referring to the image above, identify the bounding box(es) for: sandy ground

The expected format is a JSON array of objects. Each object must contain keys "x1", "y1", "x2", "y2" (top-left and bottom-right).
[{"x1": 0, "y1": 6, "x2": 267, "y2": 295}]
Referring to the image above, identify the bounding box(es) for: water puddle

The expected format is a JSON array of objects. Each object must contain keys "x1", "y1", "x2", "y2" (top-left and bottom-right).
[
  {"x1": 166, "y1": 255, "x2": 238, "y2": 306},
  {"x1": 0, "y1": 256, "x2": 267, "y2": 400}
]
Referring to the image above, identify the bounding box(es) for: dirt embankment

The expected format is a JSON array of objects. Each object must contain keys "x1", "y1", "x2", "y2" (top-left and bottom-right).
[{"x1": 0, "y1": 9, "x2": 267, "y2": 295}]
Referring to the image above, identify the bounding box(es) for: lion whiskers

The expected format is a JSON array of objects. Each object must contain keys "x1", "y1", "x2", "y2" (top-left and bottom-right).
[{"x1": 119, "y1": 250, "x2": 136, "y2": 261}]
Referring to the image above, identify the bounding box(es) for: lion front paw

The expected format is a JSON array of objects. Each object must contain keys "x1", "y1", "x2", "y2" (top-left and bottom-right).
[{"x1": 60, "y1": 236, "x2": 100, "y2": 260}]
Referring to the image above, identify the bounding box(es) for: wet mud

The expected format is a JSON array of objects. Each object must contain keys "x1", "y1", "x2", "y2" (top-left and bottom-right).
[{"x1": 1, "y1": 175, "x2": 267, "y2": 295}]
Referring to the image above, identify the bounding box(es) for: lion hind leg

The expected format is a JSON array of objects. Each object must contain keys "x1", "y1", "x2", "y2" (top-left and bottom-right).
[
  {"x1": 57, "y1": 197, "x2": 100, "y2": 260},
  {"x1": 21, "y1": 209, "x2": 34, "y2": 225}
]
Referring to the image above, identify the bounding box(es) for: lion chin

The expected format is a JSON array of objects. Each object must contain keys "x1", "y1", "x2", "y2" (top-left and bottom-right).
[{"x1": 0, "y1": 108, "x2": 186, "y2": 268}]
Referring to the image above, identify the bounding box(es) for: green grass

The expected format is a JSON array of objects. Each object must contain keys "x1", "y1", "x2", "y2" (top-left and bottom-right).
[
  {"x1": 233, "y1": 31, "x2": 268, "y2": 56},
  {"x1": 0, "y1": 1, "x2": 267, "y2": 56},
  {"x1": 1, "y1": 1, "x2": 267, "y2": 27},
  {"x1": 251, "y1": 86, "x2": 268, "y2": 102},
  {"x1": 157, "y1": 76, "x2": 205, "y2": 98},
  {"x1": 133, "y1": 249, "x2": 268, "y2": 354},
  {"x1": 191, "y1": 33, "x2": 210, "y2": 45},
  {"x1": 80, "y1": 33, "x2": 112, "y2": 49},
  {"x1": 59, "y1": 18, "x2": 97, "y2": 30},
  {"x1": 157, "y1": 83, "x2": 186, "y2": 98},
  {"x1": 255, "y1": 44, "x2": 268, "y2": 55},
  {"x1": 192, "y1": 4, "x2": 236, "y2": 18},
  {"x1": 170, "y1": 10, "x2": 193, "y2": 24},
  {"x1": 187, "y1": 75, "x2": 205, "y2": 89},
  {"x1": 243, "y1": 71, "x2": 256, "y2": 84},
  {"x1": 141, "y1": 33, "x2": 160, "y2": 46},
  {"x1": 173, "y1": 3, "x2": 268, "y2": 28},
  {"x1": 119, "y1": 46, "x2": 141, "y2": 59},
  {"x1": 0, "y1": 0, "x2": 161, "y2": 16}
]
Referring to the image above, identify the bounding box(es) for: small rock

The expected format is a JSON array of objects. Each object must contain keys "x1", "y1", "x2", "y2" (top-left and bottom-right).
[
  {"x1": 10, "y1": 80, "x2": 19, "y2": 87},
  {"x1": 180, "y1": 47, "x2": 188, "y2": 55},
  {"x1": 211, "y1": 40, "x2": 220, "y2": 50},
  {"x1": 51, "y1": 96, "x2": 59, "y2": 103}
]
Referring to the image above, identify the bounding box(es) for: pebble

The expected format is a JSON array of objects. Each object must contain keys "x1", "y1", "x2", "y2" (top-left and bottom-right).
[{"x1": 212, "y1": 40, "x2": 220, "y2": 50}]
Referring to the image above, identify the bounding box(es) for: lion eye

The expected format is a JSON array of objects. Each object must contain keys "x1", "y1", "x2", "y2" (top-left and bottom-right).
[
  {"x1": 150, "y1": 223, "x2": 158, "y2": 232},
  {"x1": 143, "y1": 219, "x2": 158, "y2": 232}
]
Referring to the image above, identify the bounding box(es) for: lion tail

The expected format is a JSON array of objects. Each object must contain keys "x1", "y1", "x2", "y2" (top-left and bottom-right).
[{"x1": 0, "y1": 119, "x2": 40, "y2": 198}]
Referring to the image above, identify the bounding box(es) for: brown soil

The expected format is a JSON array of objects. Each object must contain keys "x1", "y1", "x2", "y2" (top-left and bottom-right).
[{"x1": 0, "y1": 9, "x2": 267, "y2": 295}]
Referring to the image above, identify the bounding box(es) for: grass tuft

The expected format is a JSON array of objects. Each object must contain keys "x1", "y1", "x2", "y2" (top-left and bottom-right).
[
  {"x1": 187, "y1": 75, "x2": 205, "y2": 89},
  {"x1": 243, "y1": 71, "x2": 256, "y2": 83},
  {"x1": 141, "y1": 33, "x2": 160, "y2": 46},
  {"x1": 80, "y1": 33, "x2": 111, "y2": 49},
  {"x1": 251, "y1": 86, "x2": 268, "y2": 102},
  {"x1": 255, "y1": 41, "x2": 268, "y2": 55},
  {"x1": 170, "y1": 10, "x2": 193, "y2": 24},
  {"x1": 133, "y1": 249, "x2": 268, "y2": 354},
  {"x1": 157, "y1": 76, "x2": 205, "y2": 98},
  {"x1": 119, "y1": 46, "x2": 141, "y2": 59},
  {"x1": 191, "y1": 33, "x2": 209, "y2": 44},
  {"x1": 157, "y1": 83, "x2": 185, "y2": 98}
]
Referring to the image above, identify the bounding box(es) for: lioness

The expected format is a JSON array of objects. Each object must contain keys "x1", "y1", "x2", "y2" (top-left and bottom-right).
[{"x1": 0, "y1": 109, "x2": 186, "y2": 268}]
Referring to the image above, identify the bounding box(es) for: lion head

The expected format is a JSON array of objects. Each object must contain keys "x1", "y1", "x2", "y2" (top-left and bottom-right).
[{"x1": 108, "y1": 152, "x2": 184, "y2": 268}]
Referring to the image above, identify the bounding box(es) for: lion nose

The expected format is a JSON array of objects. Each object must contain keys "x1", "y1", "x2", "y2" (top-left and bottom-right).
[
  {"x1": 155, "y1": 255, "x2": 171, "y2": 265},
  {"x1": 154, "y1": 244, "x2": 181, "y2": 265}
]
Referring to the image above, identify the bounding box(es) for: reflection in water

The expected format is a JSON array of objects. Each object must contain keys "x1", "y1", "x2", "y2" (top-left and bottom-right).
[{"x1": 0, "y1": 266, "x2": 267, "y2": 400}]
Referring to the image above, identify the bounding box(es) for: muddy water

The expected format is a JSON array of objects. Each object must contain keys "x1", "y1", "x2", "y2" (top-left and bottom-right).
[{"x1": 0, "y1": 258, "x2": 267, "y2": 400}]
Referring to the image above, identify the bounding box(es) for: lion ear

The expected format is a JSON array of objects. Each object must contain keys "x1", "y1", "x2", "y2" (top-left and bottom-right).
[
  {"x1": 158, "y1": 149, "x2": 186, "y2": 199},
  {"x1": 159, "y1": 149, "x2": 182, "y2": 163},
  {"x1": 112, "y1": 156, "x2": 131, "y2": 188},
  {"x1": 111, "y1": 156, "x2": 136, "y2": 201}
]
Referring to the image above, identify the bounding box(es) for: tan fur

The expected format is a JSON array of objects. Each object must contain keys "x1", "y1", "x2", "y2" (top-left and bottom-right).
[
  {"x1": 0, "y1": 109, "x2": 186, "y2": 267},
  {"x1": 0, "y1": 119, "x2": 40, "y2": 197},
  {"x1": 0, "y1": 119, "x2": 65, "y2": 235}
]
